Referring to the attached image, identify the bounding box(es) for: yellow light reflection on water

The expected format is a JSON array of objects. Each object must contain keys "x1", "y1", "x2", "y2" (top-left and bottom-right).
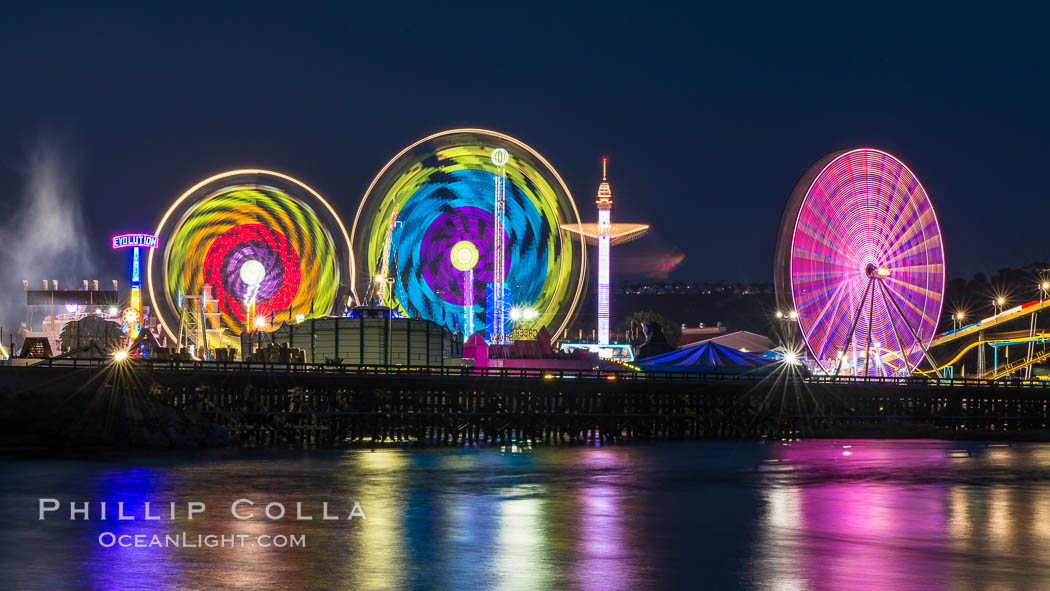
[
  {"x1": 341, "y1": 450, "x2": 409, "y2": 590},
  {"x1": 497, "y1": 485, "x2": 554, "y2": 591}
]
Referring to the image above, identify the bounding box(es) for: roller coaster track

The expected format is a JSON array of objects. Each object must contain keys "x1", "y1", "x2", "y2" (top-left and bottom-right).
[
  {"x1": 984, "y1": 348, "x2": 1050, "y2": 380},
  {"x1": 930, "y1": 298, "x2": 1050, "y2": 347},
  {"x1": 916, "y1": 333, "x2": 1050, "y2": 375}
]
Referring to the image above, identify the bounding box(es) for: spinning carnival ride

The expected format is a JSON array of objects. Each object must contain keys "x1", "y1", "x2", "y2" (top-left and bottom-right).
[
  {"x1": 774, "y1": 149, "x2": 945, "y2": 376},
  {"x1": 148, "y1": 170, "x2": 352, "y2": 348},
  {"x1": 351, "y1": 129, "x2": 586, "y2": 341}
]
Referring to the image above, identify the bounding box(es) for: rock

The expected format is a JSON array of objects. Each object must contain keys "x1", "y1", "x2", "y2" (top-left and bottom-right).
[
  {"x1": 123, "y1": 406, "x2": 144, "y2": 422},
  {"x1": 147, "y1": 430, "x2": 170, "y2": 449}
]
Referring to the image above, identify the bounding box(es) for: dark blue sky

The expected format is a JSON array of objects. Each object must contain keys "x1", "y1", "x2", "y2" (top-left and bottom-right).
[{"x1": 0, "y1": 1, "x2": 1046, "y2": 285}]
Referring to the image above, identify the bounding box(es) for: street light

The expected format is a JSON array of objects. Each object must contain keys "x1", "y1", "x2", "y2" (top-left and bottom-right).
[
  {"x1": 1040, "y1": 281, "x2": 1050, "y2": 302},
  {"x1": 788, "y1": 310, "x2": 798, "y2": 320},
  {"x1": 954, "y1": 311, "x2": 965, "y2": 331},
  {"x1": 775, "y1": 310, "x2": 784, "y2": 319},
  {"x1": 253, "y1": 316, "x2": 267, "y2": 357}
]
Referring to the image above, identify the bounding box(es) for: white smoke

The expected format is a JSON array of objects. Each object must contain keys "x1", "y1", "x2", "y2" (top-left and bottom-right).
[{"x1": 0, "y1": 134, "x2": 95, "y2": 341}]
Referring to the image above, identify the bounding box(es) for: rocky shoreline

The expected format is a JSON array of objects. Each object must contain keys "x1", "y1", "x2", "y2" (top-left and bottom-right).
[{"x1": 0, "y1": 383, "x2": 230, "y2": 451}]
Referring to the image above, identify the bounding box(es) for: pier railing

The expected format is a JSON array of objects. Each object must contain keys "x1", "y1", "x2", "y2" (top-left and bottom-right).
[{"x1": 13, "y1": 356, "x2": 1050, "y2": 389}]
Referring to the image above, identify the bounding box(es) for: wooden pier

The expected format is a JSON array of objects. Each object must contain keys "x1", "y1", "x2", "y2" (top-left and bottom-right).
[{"x1": 5, "y1": 360, "x2": 1050, "y2": 446}]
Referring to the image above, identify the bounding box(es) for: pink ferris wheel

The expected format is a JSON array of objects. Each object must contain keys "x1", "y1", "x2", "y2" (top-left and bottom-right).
[{"x1": 774, "y1": 149, "x2": 945, "y2": 377}]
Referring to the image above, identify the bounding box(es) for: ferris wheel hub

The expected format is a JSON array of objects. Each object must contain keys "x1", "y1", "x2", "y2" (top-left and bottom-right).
[{"x1": 864, "y1": 263, "x2": 892, "y2": 279}]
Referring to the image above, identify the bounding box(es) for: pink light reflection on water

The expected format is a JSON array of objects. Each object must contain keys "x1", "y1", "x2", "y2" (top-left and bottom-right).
[
  {"x1": 572, "y1": 449, "x2": 639, "y2": 591},
  {"x1": 754, "y1": 440, "x2": 953, "y2": 591}
]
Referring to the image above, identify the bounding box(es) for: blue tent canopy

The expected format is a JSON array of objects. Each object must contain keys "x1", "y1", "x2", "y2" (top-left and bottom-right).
[{"x1": 636, "y1": 341, "x2": 778, "y2": 373}]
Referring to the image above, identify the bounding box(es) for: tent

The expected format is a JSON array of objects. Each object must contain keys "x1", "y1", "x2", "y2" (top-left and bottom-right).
[{"x1": 636, "y1": 341, "x2": 779, "y2": 374}]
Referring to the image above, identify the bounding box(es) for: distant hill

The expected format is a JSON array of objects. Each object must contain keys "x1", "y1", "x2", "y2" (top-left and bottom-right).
[
  {"x1": 561, "y1": 263, "x2": 1050, "y2": 344},
  {"x1": 566, "y1": 292, "x2": 775, "y2": 341}
]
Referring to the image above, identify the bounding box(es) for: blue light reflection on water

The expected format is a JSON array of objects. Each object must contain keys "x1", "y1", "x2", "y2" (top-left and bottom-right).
[
  {"x1": 5, "y1": 441, "x2": 1050, "y2": 589},
  {"x1": 88, "y1": 467, "x2": 175, "y2": 590}
]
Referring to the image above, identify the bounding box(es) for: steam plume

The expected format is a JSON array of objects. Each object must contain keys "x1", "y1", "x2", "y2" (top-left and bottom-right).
[{"x1": 0, "y1": 134, "x2": 95, "y2": 340}]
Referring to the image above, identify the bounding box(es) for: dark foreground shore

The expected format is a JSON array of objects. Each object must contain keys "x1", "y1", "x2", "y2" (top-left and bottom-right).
[{"x1": 0, "y1": 386, "x2": 229, "y2": 452}]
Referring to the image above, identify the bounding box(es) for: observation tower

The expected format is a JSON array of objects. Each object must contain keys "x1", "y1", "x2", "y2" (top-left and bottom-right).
[{"x1": 562, "y1": 158, "x2": 649, "y2": 345}]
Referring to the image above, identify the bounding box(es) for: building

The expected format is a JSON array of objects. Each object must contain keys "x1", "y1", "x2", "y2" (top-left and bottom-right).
[
  {"x1": 679, "y1": 323, "x2": 728, "y2": 347},
  {"x1": 242, "y1": 316, "x2": 462, "y2": 366},
  {"x1": 685, "y1": 330, "x2": 773, "y2": 353},
  {"x1": 464, "y1": 327, "x2": 600, "y2": 370},
  {"x1": 23, "y1": 285, "x2": 121, "y2": 354}
]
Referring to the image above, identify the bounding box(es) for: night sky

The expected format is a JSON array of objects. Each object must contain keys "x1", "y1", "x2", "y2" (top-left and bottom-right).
[{"x1": 0, "y1": 2, "x2": 1047, "y2": 289}]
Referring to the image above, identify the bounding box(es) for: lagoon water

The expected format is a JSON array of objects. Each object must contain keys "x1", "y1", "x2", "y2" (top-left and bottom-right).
[{"x1": 3, "y1": 440, "x2": 1050, "y2": 590}]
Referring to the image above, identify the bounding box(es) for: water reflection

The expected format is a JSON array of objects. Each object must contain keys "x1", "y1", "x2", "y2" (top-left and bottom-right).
[
  {"x1": 754, "y1": 440, "x2": 1050, "y2": 591},
  {"x1": 573, "y1": 450, "x2": 637, "y2": 591},
  {"x1": 10, "y1": 441, "x2": 1050, "y2": 589},
  {"x1": 88, "y1": 468, "x2": 177, "y2": 590},
  {"x1": 497, "y1": 485, "x2": 554, "y2": 590}
]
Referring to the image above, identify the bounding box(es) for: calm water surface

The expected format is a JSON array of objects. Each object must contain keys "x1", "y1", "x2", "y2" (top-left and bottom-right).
[{"x1": 3, "y1": 440, "x2": 1050, "y2": 590}]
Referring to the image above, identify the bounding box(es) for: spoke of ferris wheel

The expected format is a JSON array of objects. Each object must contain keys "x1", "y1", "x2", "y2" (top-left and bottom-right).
[
  {"x1": 833, "y1": 277, "x2": 874, "y2": 377},
  {"x1": 876, "y1": 279, "x2": 942, "y2": 379},
  {"x1": 863, "y1": 278, "x2": 876, "y2": 377},
  {"x1": 878, "y1": 280, "x2": 912, "y2": 377}
]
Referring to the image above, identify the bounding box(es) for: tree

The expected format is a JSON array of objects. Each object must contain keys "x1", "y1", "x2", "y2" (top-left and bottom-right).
[{"x1": 617, "y1": 310, "x2": 681, "y2": 347}]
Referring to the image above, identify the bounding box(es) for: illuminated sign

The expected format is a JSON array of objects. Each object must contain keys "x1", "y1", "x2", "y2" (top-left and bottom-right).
[
  {"x1": 511, "y1": 328, "x2": 538, "y2": 341},
  {"x1": 559, "y1": 342, "x2": 635, "y2": 362},
  {"x1": 112, "y1": 233, "x2": 159, "y2": 249}
]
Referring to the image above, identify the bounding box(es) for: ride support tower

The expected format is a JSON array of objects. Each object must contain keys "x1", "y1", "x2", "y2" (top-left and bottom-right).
[{"x1": 596, "y1": 158, "x2": 612, "y2": 344}]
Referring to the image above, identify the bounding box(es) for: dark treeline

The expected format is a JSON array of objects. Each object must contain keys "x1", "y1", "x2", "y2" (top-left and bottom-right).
[{"x1": 941, "y1": 262, "x2": 1050, "y2": 332}]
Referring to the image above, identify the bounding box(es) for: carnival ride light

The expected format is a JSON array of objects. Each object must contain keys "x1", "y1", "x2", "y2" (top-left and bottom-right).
[
  {"x1": 774, "y1": 149, "x2": 944, "y2": 377},
  {"x1": 149, "y1": 170, "x2": 349, "y2": 347},
  {"x1": 239, "y1": 260, "x2": 266, "y2": 287},
  {"x1": 350, "y1": 129, "x2": 585, "y2": 342}
]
